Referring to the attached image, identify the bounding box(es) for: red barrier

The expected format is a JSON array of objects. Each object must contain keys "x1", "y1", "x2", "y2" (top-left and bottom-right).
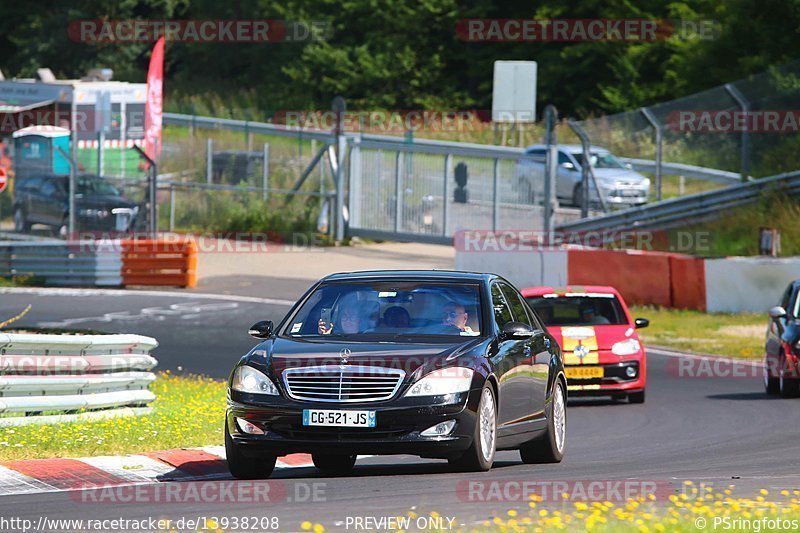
[
  {"x1": 566, "y1": 248, "x2": 707, "y2": 310},
  {"x1": 668, "y1": 255, "x2": 706, "y2": 311},
  {"x1": 567, "y1": 249, "x2": 673, "y2": 307},
  {"x1": 121, "y1": 239, "x2": 198, "y2": 288}
]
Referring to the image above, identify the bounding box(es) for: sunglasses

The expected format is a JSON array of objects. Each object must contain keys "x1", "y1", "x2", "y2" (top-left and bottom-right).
[{"x1": 446, "y1": 311, "x2": 467, "y2": 319}]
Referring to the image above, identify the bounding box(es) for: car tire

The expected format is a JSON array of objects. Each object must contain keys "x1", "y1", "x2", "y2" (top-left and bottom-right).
[
  {"x1": 13, "y1": 207, "x2": 30, "y2": 233},
  {"x1": 225, "y1": 421, "x2": 276, "y2": 479},
  {"x1": 628, "y1": 390, "x2": 646, "y2": 404},
  {"x1": 780, "y1": 373, "x2": 800, "y2": 398},
  {"x1": 311, "y1": 453, "x2": 357, "y2": 474},
  {"x1": 448, "y1": 384, "x2": 496, "y2": 472},
  {"x1": 765, "y1": 365, "x2": 780, "y2": 395},
  {"x1": 519, "y1": 379, "x2": 566, "y2": 464}
]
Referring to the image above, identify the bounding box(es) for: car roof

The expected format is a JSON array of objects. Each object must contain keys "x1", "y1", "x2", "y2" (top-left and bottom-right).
[
  {"x1": 520, "y1": 285, "x2": 622, "y2": 298},
  {"x1": 524, "y1": 144, "x2": 610, "y2": 153},
  {"x1": 322, "y1": 270, "x2": 495, "y2": 283}
]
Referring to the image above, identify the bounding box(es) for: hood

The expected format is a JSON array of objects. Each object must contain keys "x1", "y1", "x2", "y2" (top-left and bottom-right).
[
  {"x1": 548, "y1": 324, "x2": 636, "y2": 352},
  {"x1": 591, "y1": 167, "x2": 649, "y2": 184},
  {"x1": 77, "y1": 195, "x2": 136, "y2": 209},
  {"x1": 250, "y1": 336, "x2": 485, "y2": 382}
]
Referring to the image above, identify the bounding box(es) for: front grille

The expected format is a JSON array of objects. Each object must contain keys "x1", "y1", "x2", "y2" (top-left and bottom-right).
[{"x1": 283, "y1": 365, "x2": 405, "y2": 403}]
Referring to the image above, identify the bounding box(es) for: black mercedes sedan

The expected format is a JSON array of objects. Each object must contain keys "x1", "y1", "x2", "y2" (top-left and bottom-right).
[
  {"x1": 225, "y1": 270, "x2": 567, "y2": 478},
  {"x1": 765, "y1": 279, "x2": 800, "y2": 397}
]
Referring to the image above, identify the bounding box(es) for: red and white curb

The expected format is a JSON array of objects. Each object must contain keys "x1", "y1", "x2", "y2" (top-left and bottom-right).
[{"x1": 0, "y1": 447, "x2": 317, "y2": 497}]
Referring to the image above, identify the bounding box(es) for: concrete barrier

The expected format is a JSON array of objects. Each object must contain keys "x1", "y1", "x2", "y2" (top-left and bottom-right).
[
  {"x1": 704, "y1": 257, "x2": 800, "y2": 313},
  {"x1": 455, "y1": 248, "x2": 567, "y2": 288},
  {"x1": 454, "y1": 245, "x2": 796, "y2": 313}
]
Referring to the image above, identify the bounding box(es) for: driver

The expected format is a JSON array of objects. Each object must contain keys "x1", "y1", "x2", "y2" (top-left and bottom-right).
[
  {"x1": 442, "y1": 301, "x2": 475, "y2": 334},
  {"x1": 319, "y1": 302, "x2": 362, "y2": 334},
  {"x1": 580, "y1": 304, "x2": 610, "y2": 325}
]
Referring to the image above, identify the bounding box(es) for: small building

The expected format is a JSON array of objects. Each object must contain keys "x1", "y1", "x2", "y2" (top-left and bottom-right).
[{"x1": 0, "y1": 68, "x2": 146, "y2": 175}]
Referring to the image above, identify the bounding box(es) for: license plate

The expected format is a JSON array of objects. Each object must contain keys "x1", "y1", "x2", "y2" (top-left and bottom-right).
[
  {"x1": 565, "y1": 366, "x2": 604, "y2": 379},
  {"x1": 302, "y1": 409, "x2": 376, "y2": 427},
  {"x1": 620, "y1": 189, "x2": 641, "y2": 197}
]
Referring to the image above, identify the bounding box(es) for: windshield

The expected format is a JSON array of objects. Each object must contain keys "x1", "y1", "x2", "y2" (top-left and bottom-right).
[
  {"x1": 573, "y1": 152, "x2": 627, "y2": 169},
  {"x1": 284, "y1": 281, "x2": 483, "y2": 340},
  {"x1": 76, "y1": 178, "x2": 121, "y2": 197},
  {"x1": 525, "y1": 295, "x2": 627, "y2": 326}
]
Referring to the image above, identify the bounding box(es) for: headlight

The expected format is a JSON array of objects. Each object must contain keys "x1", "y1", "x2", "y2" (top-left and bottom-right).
[
  {"x1": 404, "y1": 367, "x2": 474, "y2": 397},
  {"x1": 612, "y1": 338, "x2": 641, "y2": 356},
  {"x1": 231, "y1": 365, "x2": 279, "y2": 395},
  {"x1": 78, "y1": 208, "x2": 109, "y2": 218}
]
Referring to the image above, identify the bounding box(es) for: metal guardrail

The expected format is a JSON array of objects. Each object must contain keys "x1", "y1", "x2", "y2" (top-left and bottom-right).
[
  {"x1": 620, "y1": 158, "x2": 743, "y2": 184},
  {"x1": 0, "y1": 241, "x2": 122, "y2": 286},
  {"x1": 556, "y1": 170, "x2": 800, "y2": 233},
  {"x1": 163, "y1": 112, "x2": 335, "y2": 143},
  {"x1": 0, "y1": 333, "x2": 158, "y2": 426}
]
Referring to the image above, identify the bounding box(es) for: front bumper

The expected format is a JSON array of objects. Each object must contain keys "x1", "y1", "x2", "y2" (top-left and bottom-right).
[
  {"x1": 226, "y1": 388, "x2": 480, "y2": 458},
  {"x1": 566, "y1": 360, "x2": 644, "y2": 395}
]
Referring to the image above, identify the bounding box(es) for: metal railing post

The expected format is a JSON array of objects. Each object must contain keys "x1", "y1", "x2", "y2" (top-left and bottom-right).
[
  {"x1": 492, "y1": 158, "x2": 500, "y2": 231},
  {"x1": 394, "y1": 150, "x2": 403, "y2": 233},
  {"x1": 334, "y1": 135, "x2": 346, "y2": 242},
  {"x1": 543, "y1": 105, "x2": 558, "y2": 241},
  {"x1": 262, "y1": 143, "x2": 270, "y2": 201},
  {"x1": 724, "y1": 83, "x2": 751, "y2": 182},
  {"x1": 97, "y1": 131, "x2": 104, "y2": 176},
  {"x1": 443, "y1": 154, "x2": 452, "y2": 236},
  {"x1": 640, "y1": 107, "x2": 663, "y2": 201},
  {"x1": 206, "y1": 138, "x2": 213, "y2": 184},
  {"x1": 169, "y1": 184, "x2": 175, "y2": 232}
]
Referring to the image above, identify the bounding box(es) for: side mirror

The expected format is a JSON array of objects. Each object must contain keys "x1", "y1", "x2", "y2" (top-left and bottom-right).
[
  {"x1": 248, "y1": 320, "x2": 274, "y2": 339},
  {"x1": 634, "y1": 317, "x2": 649, "y2": 329},
  {"x1": 560, "y1": 162, "x2": 576, "y2": 171},
  {"x1": 501, "y1": 321, "x2": 535, "y2": 339},
  {"x1": 625, "y1": 162, "x2": 634, "y2": 170},
  {"x1": 769, "y1": 306, "x2": 787, "y2": 320}
]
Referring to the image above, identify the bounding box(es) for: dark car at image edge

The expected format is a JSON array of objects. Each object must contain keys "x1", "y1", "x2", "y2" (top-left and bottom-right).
[
  {"x1": 225, "y1": 270, "x2": 567, "y2": 478},
  {"x1": 12, "y1": 173, "x2": 138, "y2": 236}
]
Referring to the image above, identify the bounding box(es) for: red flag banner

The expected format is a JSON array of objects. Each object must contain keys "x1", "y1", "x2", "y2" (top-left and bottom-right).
[{"x1": 144, "y1": 36, "x2": 164, "y2": 164}]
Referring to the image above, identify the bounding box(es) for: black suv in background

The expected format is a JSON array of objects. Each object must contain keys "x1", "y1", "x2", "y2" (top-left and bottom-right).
[{"x1": 13, "y1": 174, "x2": 138, "y2": 237}]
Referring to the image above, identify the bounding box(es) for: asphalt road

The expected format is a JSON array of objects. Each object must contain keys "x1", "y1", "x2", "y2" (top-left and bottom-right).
[{"x1": 1, "y1": 288, "x2": 798, "y2": 531}]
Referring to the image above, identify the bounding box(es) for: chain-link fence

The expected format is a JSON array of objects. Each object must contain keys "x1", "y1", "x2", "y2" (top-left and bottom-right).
[{"x1": 578, "y1": 59, "x2": 800, "y2": 200}]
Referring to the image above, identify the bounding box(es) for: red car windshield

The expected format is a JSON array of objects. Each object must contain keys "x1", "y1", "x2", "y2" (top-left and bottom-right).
[{"x1": 526, "y1": 295, "x2": 627, "y2": 326}]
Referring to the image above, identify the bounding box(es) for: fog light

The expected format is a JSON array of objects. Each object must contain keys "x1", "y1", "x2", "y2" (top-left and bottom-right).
[
  {"x1": 421, "y1": 420, "x2": 456, "y2": 437},
  {"x1": 626, "y1": 366, "x2": 637, "y2": 378},
  {"x1": 235, "y1": 417, "x2": 265, "y2": 435}
]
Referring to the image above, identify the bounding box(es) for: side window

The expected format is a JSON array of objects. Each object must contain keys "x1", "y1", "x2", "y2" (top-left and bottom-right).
[
  {"x1": 780, "y1": 285, "x2": 792, "y2": 310},
  {"x1": 40, "y1": 181, "x2": 57, "y2": 196},
  {"x1": 526, "y1": 148, "x2": 546, "y2": 163},
  {"x1": 557, "y1": 151, "x2": 573, "y2": 166},
  {"x1": 22, "y1": 176, "x2": 43, "y2": 192},
  {"x1": 490, "y1": 283, "x2": 513, "y2": 330},
  {"x1": 500, "y1": 284, "x2": 531, "y2": 326}
]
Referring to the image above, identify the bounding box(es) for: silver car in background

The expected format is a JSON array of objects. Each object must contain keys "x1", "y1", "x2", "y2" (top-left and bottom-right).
[{"x1": 514, "y1": 144, "x2": 650, "y2": 207}]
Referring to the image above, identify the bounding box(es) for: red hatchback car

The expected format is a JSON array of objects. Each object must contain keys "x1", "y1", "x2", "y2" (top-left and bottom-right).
[{"x1": 522, "y1": 286, "x2": 649, "y2": 403}]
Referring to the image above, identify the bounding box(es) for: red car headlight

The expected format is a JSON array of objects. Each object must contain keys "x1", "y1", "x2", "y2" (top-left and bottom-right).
[{"x1": 612, "y1": 338, "x2": 641, "y2": 356}]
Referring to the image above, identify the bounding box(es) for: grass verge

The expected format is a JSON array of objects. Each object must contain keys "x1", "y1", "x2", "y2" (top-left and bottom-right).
[
  {"x1": 630, "y1": 306, "x2": 765, "y2": 359},
  {"x1": 473, "y1": 483, "x2": 800, "y2": 532},
  {"x1": 0, "y1": 372, "x2": 226, "y2": 461}
]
